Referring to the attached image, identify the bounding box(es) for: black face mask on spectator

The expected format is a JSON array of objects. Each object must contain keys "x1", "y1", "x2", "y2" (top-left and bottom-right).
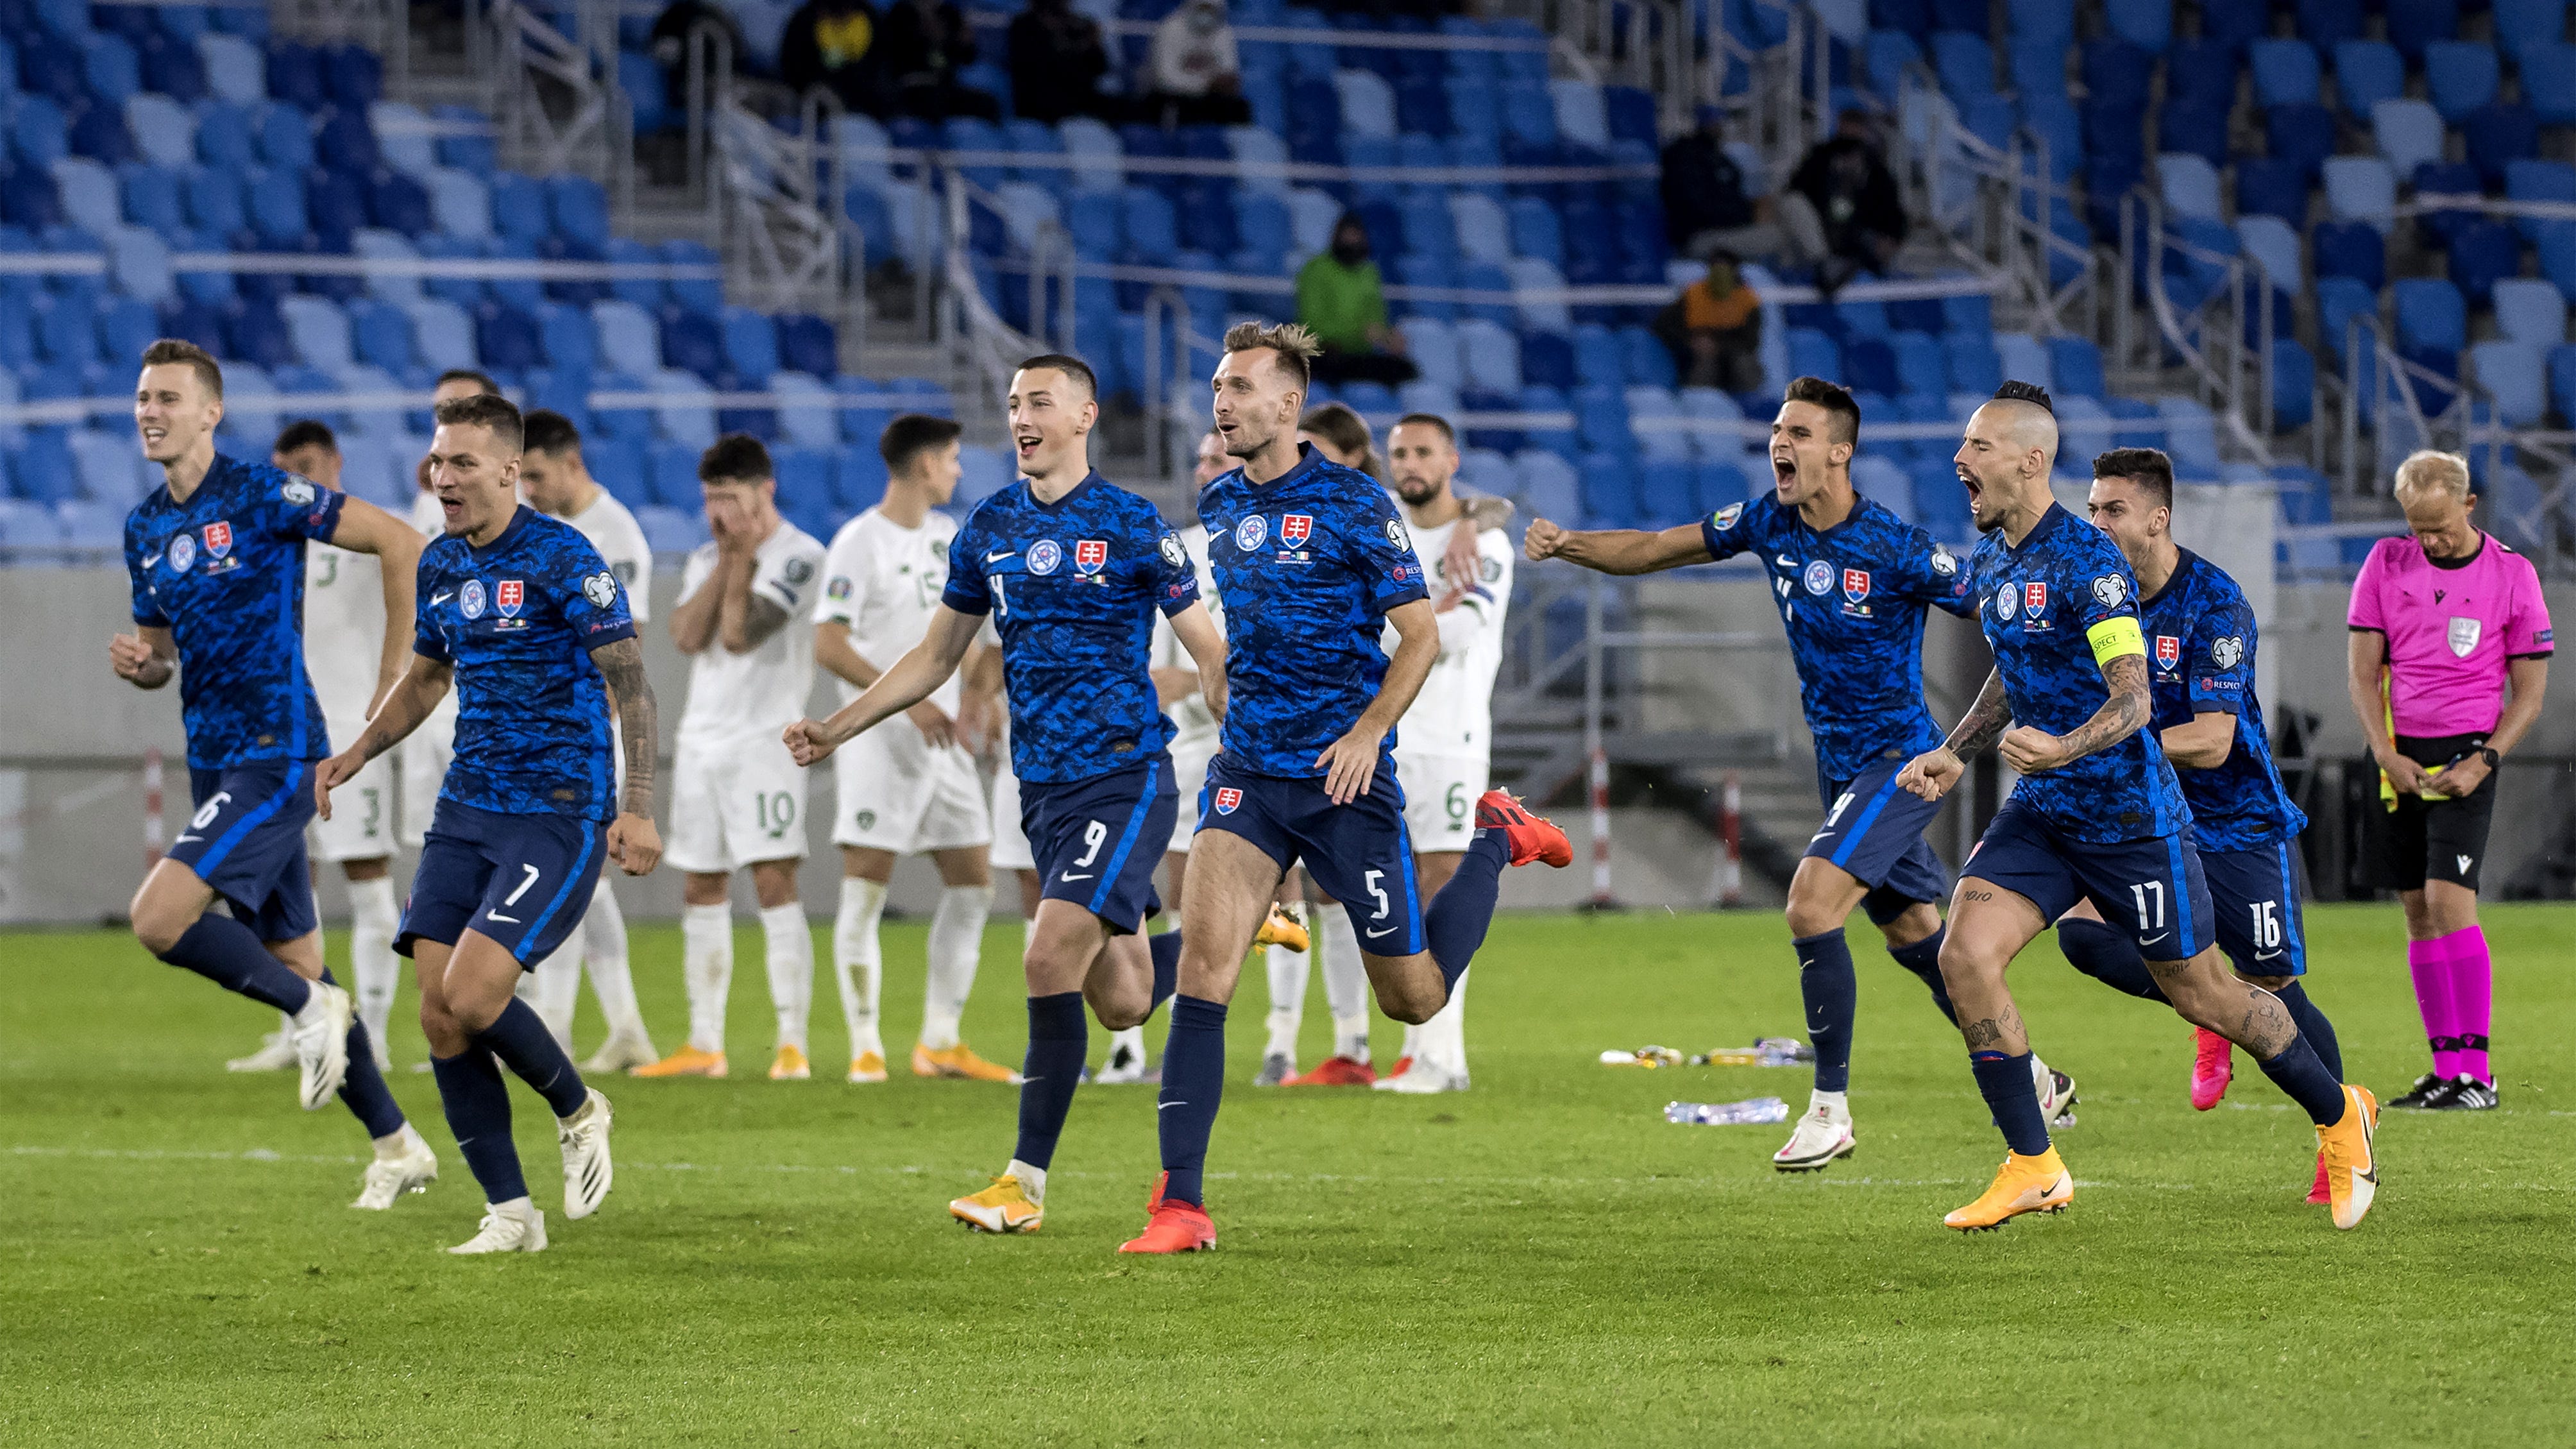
[{"x1": 1332, "y1": 231, "x2": 1369, "y2": 266}]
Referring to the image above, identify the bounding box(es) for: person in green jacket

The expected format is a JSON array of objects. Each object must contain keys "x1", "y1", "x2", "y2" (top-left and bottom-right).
[{"x1": 1296, "y1": 212, "x2": 1418, "y2": 386}]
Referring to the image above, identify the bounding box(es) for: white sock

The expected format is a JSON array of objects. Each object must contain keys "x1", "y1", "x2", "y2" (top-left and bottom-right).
[
  {"x1": 1809, "y1": 1086, "x2": 1850, "y2": 1117},
  {"x1": 527, "y1": 916, "x2": 583, "y2": 1051},
  {"x1": 1007, "y1": 1158, "x2": 1047, "y2": 1204},
  {"x1": 1317, "y1": 907, "x2": 1370, "y2": 1062},
  {"x1": 1420, "y1": 966, "x2": 1469, "y2": 1075},
  {"x1": 491, "y1": 1194, "x2": 536, "y2": 1219},
  {"x1": 681, "y1": 902, "x2": 733, "y2": 1055},
  {"x1": 1108, "y1": 1024, "x2": 1146, "y2": 1063},
  {"x1": 580, "y1": 880, "x2": 649, "y2": 1043},
  {"x1": 1263, "y1": 941, "x2": 1309, "y2": 1058},
  {"x1": 921, "y1": 883, "x2": 994, "y2": 1051},
  {"x1": 833, "y1": 877, "x2": 889, "y2": 1060},
  {"x1": 760, "y1": 901, "x2": 813, "y2": 1053},
  {"x1": 1398, "y1": 1021, "x2": 1423, "y2": 1063},
  {"x1": 346, "y1": 875, "x2": 400, "y2": 1053}
]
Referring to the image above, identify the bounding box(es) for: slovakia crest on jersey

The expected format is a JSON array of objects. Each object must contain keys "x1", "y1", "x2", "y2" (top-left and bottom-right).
[
  {"x1": 1282, "y1": 513, "x2": 1313, "y2": 547},
  {"x1": 1842, "y1": 568, "x2": 1870, "y2": 603},
  {"x1": 1028, "y1": 539, "x2": 1063, "y2": 575},
  {"x1": 1802, "y1": 559, "x2": 1834, "y2": 595},
  {"x1": 2155, "y1": 634, "x2": 2182, "y2": 669},
  {"x1": 2023, "y1": 582, "x2": 2049, "y2": 618},
  {"x1": 496, "y1": 580, "x2": 525, "y2": 618},
  {"x1": 168, "y1": 532, "x2": 196, "y2": 572},
  {"x1": 1233, "y1": 514, "x2": 1267, "y2": 552},
  {"x1": 1075, "y1": 539, "x2": 1108, "y2": 575},
  {"x1": 202, "y1": 521, "x2": 233, "y2": 559},
  {"x1": 461, "y1": 579, "x2": 487, "y2": 618},
  {"x1": 1213, "y1": 786, "x2": 1242, "y2": 815}
]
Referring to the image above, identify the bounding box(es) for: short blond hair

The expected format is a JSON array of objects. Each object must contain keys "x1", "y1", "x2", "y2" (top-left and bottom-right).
[
  {"x1": 1222, "y1": 319, "x2": 1322, "y2": 392},
  {"x1": 2392, "y1": 450, "x2": 2471, "y2": 502}
]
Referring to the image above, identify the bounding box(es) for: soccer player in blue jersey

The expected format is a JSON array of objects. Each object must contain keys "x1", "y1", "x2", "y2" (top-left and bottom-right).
[
  {"x1": 314, "y1": 392, "x2": 655, "y2": 1254},
  {"x1": 783, "y1": 354, "x2": 1229, "y2": 1239},
  {"x1": 1119, "y1": 321, "x2": 1571, "y2": 1255},
  {"x1": 1895, "y1": 385, "x2": 2379, "y2": 1232},
  {"x1": 110, "y1": 339, "x2": 442, "y2": 1210},
  {"x1": 1525, "y1": 375, "x2": 2072, "y2": 1172},
  {"x1": 2060, "y1": 447, "x2": 2344, "y2": 1205}
]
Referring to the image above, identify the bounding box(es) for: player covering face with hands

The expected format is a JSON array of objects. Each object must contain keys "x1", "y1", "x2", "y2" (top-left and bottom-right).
[{"x1": 313, "y1": 392, "x2": 658, "y2": 1254}]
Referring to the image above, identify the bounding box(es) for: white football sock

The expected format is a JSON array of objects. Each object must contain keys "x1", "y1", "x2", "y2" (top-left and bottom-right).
[
  {"x1": 759, "y1": 901, "x2": 813, "y2": 1053},
  {"x1": 1419, "y1": 967, "x2": 1470, "y2": 1075},
  {"x1": 1317, "y1": 906, "x2": 1371, "y2": 1062},
  {"x1": 1264, "y1": 941, "x2": 1309, "y2": 1058},
  {"x1": 1107, "y1": 1024, "x2": 1147, "y2": 1064},
  {"x1": 525, "y1": 924, "x2": 582, "y2": 1050},
  {"x1": 345, "y1": 875, "x2": 400, "y2": 1055},
  {"x1": 681, "y1": 902, "x2": 733, "y2": 1055},
  {"x1": 920, "y1": 883, "x2": 994, "y2": 1050},
  {"x1": 1007, "y1": 1158, "x2": 1047, "y2": 1205},
  {"x1": 832, "y1": 877, "x2": 889, "y2": 1060},
  {"x1": 579, "y1": 880, "x2": 650, "y2": 1044}
]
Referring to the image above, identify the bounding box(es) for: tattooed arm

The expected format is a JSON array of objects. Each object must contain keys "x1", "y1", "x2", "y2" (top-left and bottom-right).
[
  {"x1": 1999, "y1": 653, "x2": 2151, "y2": 774},
  {"x1": 590, "y1": 636, "x2": 664, "y2": 874},
  {"x1": 1894, "y1": 668, "x2": 2010, "y2": 802}
]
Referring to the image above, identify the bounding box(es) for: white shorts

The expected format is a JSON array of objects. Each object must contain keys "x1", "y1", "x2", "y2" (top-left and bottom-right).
[
  {"x1": 987, "y1": 764, "x2": 1034, "y2": 872},
  {"x1": 1396, "y1": 750, "x2": 1487, "y2": 854},
  {"x1": 667, "y1": 731, "x2": 812, "y2": 874},
  {"x1": 311, "y1": 717, "x2": 398, "y2": 862},
  {"x1": 396, "y1": 700, "x2": 457, "y2": 849},
  {"x1": 1167, "y1": 740, "x2": 1215, "y2": 855},
  {"x1": 830, "y1": 716, "x2": 994, "y2": 854}
]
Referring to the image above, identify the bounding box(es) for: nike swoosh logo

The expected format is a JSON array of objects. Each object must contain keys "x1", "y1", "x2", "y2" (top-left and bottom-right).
[
  {"x1": 2140, "y1": 932, "x2": 2170, "y2": 945},
  {"x1": 1809, "y1": 829, "x2": 1837, "y2": 842},
  {"x1": 1775, "y1": 554, "x2": 1796, "y2": 568},
  {"x1": 1158, "y1": 1100, "x2": 1185, "y2": 1110},
  {"x1": 1365, "y1": 926, "x2": 1397, "y2": 938},
  {"x1": 986, "y1": 550, "x2": 1016, "y2": 563},
  {"x1": 486, "y1": 910, "x2": 520, "y2": 923},
  {"x1": 430, "y1": 591, "x2": 454, "y2": 606},
  {"x1": 143, "y1": 554, "x2": 161, "y2": 570},
  {"x1": 1059, "y1": 872, "x2": 1094, "y2": 882},
  {"x1": 172, "y1": 833, "x2": 201, "y2": 845},
  {"x1": 2255, "y1": 949, "x2": 2284, "y2": 962}
]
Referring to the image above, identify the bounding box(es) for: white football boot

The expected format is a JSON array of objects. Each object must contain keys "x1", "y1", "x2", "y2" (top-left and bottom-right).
[
  {"x1": 290, "y1": 983, "x2": 354, "y2": 1110},
  {"x1": 1094, "y1": 1027, "x2": 1153, "y2": 1084},
  {"x1": 448, "y1": 1199, "x2": 548, "y2": 1255},
  {"x1": 2035, "y1": 1056, "x2": 2079, "y2": 1128},
  {"x1": 1375, "y1": 1058, "x2": 1470, "y2": 1093},
  {"x1": 558, "y1": 1089, "x2": 614, "y2": 1219},
  {"x1": 1773, "y1": 1090, "x2": 1857, "y2": 1172},
  {"x1": 226, "y1": 1015, "x2": 296, "y2": 1072},
  {"x1": 352, "y1": 1128, "x2": 440, "y2": 1210},
  {"x1": 580, "y1": 1031, "x2": 660, "y2": 1075}
]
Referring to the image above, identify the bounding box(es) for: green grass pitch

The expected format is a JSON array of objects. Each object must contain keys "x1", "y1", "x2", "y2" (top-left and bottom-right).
[{"x1": 3, "y1": 904, "x2": 2572, "y2": 1445}]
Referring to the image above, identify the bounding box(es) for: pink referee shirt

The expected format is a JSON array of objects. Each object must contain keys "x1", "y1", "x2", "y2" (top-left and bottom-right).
[{"x1": 2348, "y1": 533, "x2": 2554, "y2": 736}]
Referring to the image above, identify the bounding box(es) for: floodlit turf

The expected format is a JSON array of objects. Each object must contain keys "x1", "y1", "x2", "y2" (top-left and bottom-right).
[{"x1": 2, "y1": 904, "x2": 2571, "y2": 1445}]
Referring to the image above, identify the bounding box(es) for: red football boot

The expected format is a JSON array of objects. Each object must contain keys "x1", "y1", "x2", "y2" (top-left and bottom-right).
[
  {"x1": 1282, "y1": 1054, "x2": 1377, "y2": 1086},
  {"x1": 2189, "y1": 1028, "x2": 2234, "y2": 1111},
  {"x1": 1119, "y1": 1173, "x2": 1216, "y2": 1254},
  {"x1": 1473, "y1": 790, "x2": 1572, "y2": 867}
]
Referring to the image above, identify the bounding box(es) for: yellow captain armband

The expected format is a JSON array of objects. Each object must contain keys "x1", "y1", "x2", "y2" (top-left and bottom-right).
[{"x1": 2087, "y1": 614, "x2": 2146, "y2": 666}]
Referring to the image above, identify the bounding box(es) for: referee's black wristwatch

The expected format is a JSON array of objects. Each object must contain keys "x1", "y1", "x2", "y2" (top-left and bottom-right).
[{"x1": 2476, "y1": 745, "x2": 2502, "y2": 768}]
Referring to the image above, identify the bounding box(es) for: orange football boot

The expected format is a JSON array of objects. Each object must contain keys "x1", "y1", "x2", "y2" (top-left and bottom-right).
[
  {"x1": 1474, "y1": 790, "x2": 1572, "y2": 867},
  {"x1": 1945, "y1": 1148, "x2": 2074, "y2": 1231},
  {"x1": 632, "y1": 1045, "x2": 727, "y2": 1079},
  {"x1": 1118, "y1": 1173, "x2": 1216, "y2": 1254},
  {"x1": 1282, "y1": 1054, "x2": 1376, "y2": 1086}
]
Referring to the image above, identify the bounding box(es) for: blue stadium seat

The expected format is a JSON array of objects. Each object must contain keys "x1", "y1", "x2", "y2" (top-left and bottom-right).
[
  {"x1": 2315, "y1": 275, "x2": 2380, "y2": 366},
  {"x1": 368, "y1": 169, "x2": 430, "y2": 235},
  {"x1": 1994, "y1": 333, "x2": 2051, "y2": 391},
  {"x1": 199, "y1": 33, "x2": 265, "y2": 105},
  {"x1": 2080, "y1": 39, "x2": 2153, "y2": 112},
  {"x1": 2296, "y1": 0, "x2": 2362, "y2": 49},
  {"x1": 2232, "y1": 160, "x2": 2308, "y2": 225},
  {"x1": 647, "y1": 440, "x2": 700, "y2": 509},
  {"x1": 2323, "y1": 156, "x2": 2396, "y2": 229},
  {"x1": 316, "y1": 105, "x2": 378, "y2": 175},
  {"x1": 2525, "y1": 43, "x2": 2576, "y2": 125},
  {"x1": 2048, "y1": 337, "x2": 2106, "y2": 399},
  {"x1": 2411, "y1": 161, "x2": 2482, "y2": 248},
  {"x1": 2103, "y1": 0, "x2": 2171, "y2": 53},
  {"x1": 2266, "y1": 103, "x2": 2335, "y2": 183},
  {"x1": 1910, "y1": 457, "x2": 1972, "y2": 541},
  {"x1": 1577, "y1": 453, "x2": 1640, "y2": 528},
  {"x1": 2372, "y1": 100, "x2": 2445, "y2": 183},
  {"x1": 2448, "y1": 221, "x2": 2521, "y2": 307},
  {"x1": 2393, "y1": 276, "x2": 2468, "y2": 372},
  {"x1": 255, "y1": 102, "x2": 313, "y2": 170},
  {"x1": 2332, "y1": 41, "x2": 2404, "y2": 119},
  {"x1": 2470, "y1": 341, "x2": 2548, "y2": 425},
  {"x1": 2491, "y1": 278, "x2": 2568, "y2": 345},
  {"x1": 2250, "y1": 40, "x2": 2321, "y2": 107},
  {"x1": 2158, "y1": 155, "x2": 2223, "y2": 220},
  {"x1": 489, "y1": 171, "x2": 547, "y2": 244},
  {"x1": 1943, "y1": 334, "x2": 2001, "y2": 394},
  {"x1": 2157, "y1": 396, "x2": 2223, "y2": 475},
  {"x1": 475, "y1": 302, "x2": 542, "y2": 373},
  {"x1": 658, "y1": 309, "x2": 722, "y2": 382},
  {"x1": 2425, "y1": 41, "x2": 2499, "y2": 121},
  {"x1": 2548, "y1": 343, "x2": 2576, "y2": 421},
  {"x1": 2311, "y1": 219, "x2": 2384, "y2": 289},
  {"x1": 2385, "y1": 0, "x2": 2459, "y2": 64},
  {"x1": 2506, "y1": 159, "x2": 2576, "y2": 242},
  {"x1": 721, "y1": 308, "x2": 778, "y2": 387},
  {"x1": 350, "y1": 298, "x2": 412, "y2": 372},
  {"x1": 2462, "y1": 103, "x2": 2538, "y2": 189},
  {"x1": 1843, "y1": 337, "x2": 1898, "y2": 396},
  {"x1": 1929, "y1": 31, "x2": 1993, "y2": 107},
  {"x1": 2157, "y1": 96, "x2": 2230, "y2": 168},
  {"x1": 2495, "y1": 0, "x2": 2569, "y2": 63},
  {"x1": 126, "y1": 94, "x2": 196, "y2": 171},
  {"x1": 777, "y1": 314, "x2": 835, "y2": 378}
]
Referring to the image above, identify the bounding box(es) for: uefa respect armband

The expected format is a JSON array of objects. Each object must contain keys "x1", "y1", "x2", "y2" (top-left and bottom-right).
[{"x1": 2086, "y1": 614, "x2": 2146, "y2": 666}]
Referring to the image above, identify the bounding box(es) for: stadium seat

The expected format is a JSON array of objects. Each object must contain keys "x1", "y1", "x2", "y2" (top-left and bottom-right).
[
  {"x1": 2250, "y1": 39, "x2": 2322, "y2": 107},
  {"x1": 2332, "y1": 41, "x2": 2404, "y2": 119},
  {"x1": 2462, "y1": 103, "x2": 2539, "y2": 189},
  {"x1": 2265, "y1": 103, "x2": 2335, "y2": 183},
  {"x1": 2385, "y1": 0, "x2": 2459, "y2": 63},
  {"x1": 2104, "y1": 0, "x2": 2172, "y2": 52},
  {"x1": 2506, "y1": 160, "x2": 2576, "y2": 242},
  {"x1": 1993, "y1": 333, "x2": 2051, "y2": 391},
  {"x1": 2424, "y1": 42, "x2": 2499, "y2": 122},
  {"x1": 2316, "y1": 275, "x2": 2382, "y2": 364},
  {"x1": 2491, "y1": 278, "x2": 2568, "y2": 346},
  {"x1": 1943, "y1": 334, "x2": 2002, "y2": 394},
  {"x1": 2447, "y1": 221, "x2": 2521, "y2": 307},
  {"x1": 2155, "y1": 396, "x2": 2223, "y2": 476},
  {"x1": 2470, "y1": 340, "x2": 2548, "y2": 425},
  {"x1": 2525, "y1": 44, "x2": 2576, "y2": 126},
  {"x1": 2393, "y1": 276, "x2": 2468, "y2": 370},
  {"x1": 2322, "y1": 157, "x2": 2397, "y2": 230},
  {"x1": 2158, "y1": 154, "x2": 2222, "y2": 220},
  {"x1": 2311, "y1": 220, "x2": 2385, "y2": 289}
]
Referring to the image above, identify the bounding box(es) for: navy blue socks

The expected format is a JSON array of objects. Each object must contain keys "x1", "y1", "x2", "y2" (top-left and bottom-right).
[
  {"x1": 2057, "y1": 917, "x2": 2168, "y2": 1003},
  {"x1": 473, "y1": 997, "x2": 589, "y2": 1119},
  {"x1": 1886, "y1": 929, "x2": 1958, "y2": 1025},
  {"x1": 160, "y1": 915, "x2": 314, "y2": 1014},
  {"x1": 1422, "y1": 830, "x2": 1508, "y2": 995},
  {"x1": 321, "y1": 969, "x2": 405, "y2": 1139},
  {"x1": 1795, "y1": 929, "x2": 1858, "y2": 1092},
  {"x1": 2275, "y1": 982, "x2": 2343, "y2": 1080},
  {"x1": 430, "y1": 1048, "x2": 526, "y2": 1202},
  {"x1": 1156, "y1": 994, "x2": 1228, "y2": 1207},
  {"x1": 1970, "y1": 1051, "x2": 2052, "y2": 1157},
  {"x1": 2254, "y1": 1031, "x2": 2350, "y2": 1124},
  {"x1": 1148, "y1": 931, "x2": 1181, "y2": 1013},
  {"x1": 1013, "y1": 992, "x2": 1089, "y2": 1171}
]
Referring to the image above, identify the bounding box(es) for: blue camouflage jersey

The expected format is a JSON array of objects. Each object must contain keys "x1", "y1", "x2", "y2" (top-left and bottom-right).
[
  {"x1": 1199, "y1": 443, "x2": 1430, "y2": 776},
  {"x1": 942, "y1": 471, "x2": 1200, "y2": 784},
  {"x1": 1972, "y1": 502, "x2": 2188, "y2": 844},
  {"x1": 1699, "y1": 490, "x2": 1977, "y2": 785},
  {"x1": 2139, "y1": 548, "x2": 2306, "y2": 851},
  {"x1": 124, "y1": 453, "x2": 346, "y2": 768},
  {"x1": 414, "y1": 505, "x2": 636, "y2": 822}
]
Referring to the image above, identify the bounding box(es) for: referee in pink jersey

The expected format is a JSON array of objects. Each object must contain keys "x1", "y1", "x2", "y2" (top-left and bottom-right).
[{"x1": 2345, "y1": 451, "x2": 2552, "y2": 1111}]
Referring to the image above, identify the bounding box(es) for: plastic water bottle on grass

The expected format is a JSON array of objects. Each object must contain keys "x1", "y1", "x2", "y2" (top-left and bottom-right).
[{"x1": 1664, "y1": 1096, "x2": 1790, "y2": 1125}]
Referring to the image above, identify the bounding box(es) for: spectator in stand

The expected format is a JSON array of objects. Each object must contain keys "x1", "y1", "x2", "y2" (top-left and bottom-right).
[
  {"x1": 1297, "y1": 211, "x2": 1418, "y2": 386},
  {"x1": 777, "y1": 0, "x2": 885, "y2": 114},
  {"x1": 1010, "y1": 0, "x2": 1119, "y2": 124},
  {"x1": 652, "y1": 0, "x2": 751, "y2": 99},
  {"x1": 1654, "y1": 251, "x2": 1764, "y2": 392},
  {"x1": 1784, "y1": 111, "x2": 1909, "y2": 291},
  {"x1": 1144, "y1": 0, "x2": 1252, "y2": 127},
  {"x1": 875, "y1": 0, "x2": 1001, "y2": 121},
  {"x1": 1661, "y1": 106, "x2": 1784, "y2": 264}
]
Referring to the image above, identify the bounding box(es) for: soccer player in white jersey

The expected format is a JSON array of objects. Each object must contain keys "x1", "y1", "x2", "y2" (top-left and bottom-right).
[
  {"x1": 514, "y1": 408, "x2": 662, "y2": 1071},
  {"x1": 396, "y1": 372, "x2": 504, "y2": 902},
  {"x1": 639, "y1": 435, "x2": 831, "y2": 1081},
  {"x1": 813, "y1": 414, "x2": 1015, "y2": 1085},
  {"x1": 1371, "y1": 413, "x2": 1514, "y2": 1095}
]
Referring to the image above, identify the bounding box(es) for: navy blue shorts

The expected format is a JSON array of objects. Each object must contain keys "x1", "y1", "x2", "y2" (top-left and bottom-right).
[
  {"x1": 1021, "y1": 757, "x2": 1175, "y2": 935},
  {"x1": 1806, "y1": 758, "x2": 1951, "y2": 926},
  {"x1": 1964, "y1": 799, "x2": 2215, "y2": 962},
  {"x1": 171, "y1": 761, "x2": 319, "y2": 943},
  {"x1": 1196, "y1": 754, "x2": 1424, "y2": 956},
  {"x1": 2203, "y1": 837, "x2": 2309, "y2": 979},
  {"x1": 398, "y1": 800, "x2": 607, "y2": 967}
]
